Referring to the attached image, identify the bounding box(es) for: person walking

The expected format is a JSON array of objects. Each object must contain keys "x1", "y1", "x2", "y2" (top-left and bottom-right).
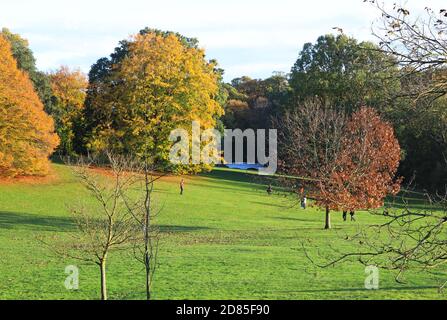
[
  {"x1": 350, "y1": 211, "x2": 356, "y2": 221},
  {"x1": 267, "y1": 184, "x2": 273, "y2": 196},
  {"x1": 301, "y1": 196, "x2": 307, "y2": 210},
  {"x1": 180, "y1": 179, "x2": 185, "y2": 195},
  {"x1": 343, "y1": 211, "x2": 348, "y2": 222}
]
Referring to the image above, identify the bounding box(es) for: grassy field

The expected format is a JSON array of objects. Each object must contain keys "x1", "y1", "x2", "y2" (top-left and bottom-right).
[{"x1": 0, "y1": 164, "x2": 445, "y2": 300}]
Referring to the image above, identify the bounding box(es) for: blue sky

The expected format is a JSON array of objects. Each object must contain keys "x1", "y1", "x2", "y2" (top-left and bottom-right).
[{"x1": 1, "y1": 0, "x2": 444, "y2": 81}]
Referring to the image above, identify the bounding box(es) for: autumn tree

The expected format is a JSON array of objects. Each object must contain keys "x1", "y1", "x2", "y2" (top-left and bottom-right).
[
  {"x1": 82, "y1": 30, "x2": 223, "y2": 173},
  {"x1": 48, "y1": 66, "x2": 88, "y2": 155},
  {"x1": 330, "y1": 107, "x2": 402, "y2": 213},
  {"x1": 303, "y1": 1, "x2": 447, "y2": 290},
  {"x1": 277, "y1": 101, "x2": 401, "y2": 229},
  {"x1": 1, "y1": 28, "x2": 54, "y2": 112},
  {"x1": 0, "y1": 35, "x2": 59, "y2": 177},
  {"x1": 277, "y1": 99, "x2": 347, "y2": 229},
  {"x1": 221, "y1": 84, "x2": 250, "y2": 130},
  {"x1": 222, "y1": 73, "x2": 291, "y2": 131}
]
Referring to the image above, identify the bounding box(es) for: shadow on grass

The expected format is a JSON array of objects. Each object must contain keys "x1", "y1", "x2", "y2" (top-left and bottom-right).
[
  {"x1": 250, "y1": 201, "x2": 291, "y2": 209},
  {"x1": 273, "y1": 216, "x2": 314, "y2": 223},
  {"x1": 0, "y1": 212, "x2": 213, "y2": 234},
  {"x1": 201, "y1": 169, "x2": 260, "y2": 184},
  {"x1": 385, "y1": 201, "x2": 445, "y2": 211},
  {"x1": 158, "y1": 225, "x2": 213, "y2": 233},
  {"x1": 270, "y1": 285, "x2": 440, "y2": 294},
  {"x1": 200, "y1": 169, "x2": 276, "y2": 190},
  {"x1": 0, "y1": 211, "x2": 75, "y2": 232},
  {"x1": 188, "y1": 182, "x2": 264, "y2": 196},
  {"x1": 384, "y1": 192, "x2": 446, "y2": 211}
]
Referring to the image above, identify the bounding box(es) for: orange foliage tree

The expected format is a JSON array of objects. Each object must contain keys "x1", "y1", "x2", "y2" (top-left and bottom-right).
[
  {"x1": 329, "y1": 107, "x2": 402, "y2": 213},
  {"x1": 0, "y1": 35, "x2": 59, "y2": 177},
  {"x1": 278, "y1": 101, "x2": 401, "y2": 229}
]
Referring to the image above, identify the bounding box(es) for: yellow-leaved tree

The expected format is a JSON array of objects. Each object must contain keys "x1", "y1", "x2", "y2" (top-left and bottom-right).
[
  {"x1": 48, "y1": 66, "x2": 88, "y2": 155},
  {"x1": 83, "y1": 30, "x2": 223, "y2": 173},
  {"x1": 0, "y1": 35, "x2": 59, "y2": 177}
]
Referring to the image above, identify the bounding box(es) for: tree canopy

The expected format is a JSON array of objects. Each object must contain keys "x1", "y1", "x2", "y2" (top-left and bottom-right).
[
  {"x1": 278, "y1": 101, "x2": 401, "y2": 229},
  {"x1": 0, "y1": 35, "x2": 59, "y2": 177},
  {"x1": 48, "y1": 66, "x2": 88, "y2": 155},
  {"x1": 222, "y1": 73, "x2": 291, "y2": 130},
  {"x1": 82, "y1": 30, "x2": 223, "y2": 172},
  {"x1": 0, "y1": 28, "x2": 54, "y2": 113},
  {"x1": 289, "y1": 34, "x2": 400, "y2": 113}
]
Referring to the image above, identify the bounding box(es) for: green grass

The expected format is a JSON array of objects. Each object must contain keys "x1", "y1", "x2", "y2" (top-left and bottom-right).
[{"x1": 0, "y1": 164, "x2": 445, "y2": 300}]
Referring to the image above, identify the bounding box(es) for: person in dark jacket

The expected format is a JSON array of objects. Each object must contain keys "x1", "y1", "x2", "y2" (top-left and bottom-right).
[{"x1": 180, "y1": 179, "x2": 185, "y2": 195}]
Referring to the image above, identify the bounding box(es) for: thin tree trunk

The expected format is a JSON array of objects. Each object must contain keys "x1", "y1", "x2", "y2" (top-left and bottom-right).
[
  {"x1": 325, "y1": 206, "x2": 331, "y2": 230},
  {"x1": 100, "y1": 258, "x2": 107, "y2": 300},
  {"x1": 145, "y1": 250, "x2": 151, "y2": 300},
  {"x1": 144, "y1": 161, "x2": 152, "y2": 300},
  {"x1": 144, "y1": 206, "x2": 151, "y2": 300}
]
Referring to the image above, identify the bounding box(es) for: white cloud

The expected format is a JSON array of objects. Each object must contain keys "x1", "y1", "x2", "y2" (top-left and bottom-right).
[
  {"x1": 224, "y1": 62, "x2": 291, "y2": 80},
  {"x1": 1, "y1": 0, "x2": 445, "y2": 80}
]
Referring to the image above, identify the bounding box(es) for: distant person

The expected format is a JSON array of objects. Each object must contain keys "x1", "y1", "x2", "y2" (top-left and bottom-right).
[
  {"x1": 267, "y1": 184, "x2": 273, "y2": 195},
  {"x1": 343, "y1": 211, "x2": 348, "y2": 222},
  {"x1": 180, "y1": 179, "x2": 185, "y2": 195},
  {"x1": 301, "y1": 196, "x2": 307, "y2": 210},
  {"x1": 350, "y1": 211, "x2": 356, "y2": 221}
]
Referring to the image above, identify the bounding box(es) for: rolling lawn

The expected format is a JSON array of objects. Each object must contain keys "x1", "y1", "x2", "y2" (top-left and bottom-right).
[{"x1": 0, "y1": 164, "x2": 445, "y2": 300}]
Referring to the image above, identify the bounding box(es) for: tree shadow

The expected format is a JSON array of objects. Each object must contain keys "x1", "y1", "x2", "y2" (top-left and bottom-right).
[
  {"x1": 384, "y1": 193, "x2": 445, "y2": 211},
  {"x1": 0, "y1": 211, "x2": 75, "y2": 232},
  {"x1": 187, "y1": 182, "x2": 263, "y2": 196},
  {"x1": 201, "y1": 169, "x2": 261, "y2": 184},
  {"x1": 271, "y1": 285, "x2": 439, "y2": 294},
  {"x1": 273, "y1": 216, "x2": 314, "y2": 223},
  {"x1": 200, "y1": 169, "x2": 276, "y2": 190},
  {"x1": 0, "y1": 212, "x2": 213, "y2": 234},
  {"x1": 385, "y1": 201, "x2": 445, "y2": 211},
  {"x1": 158, "y1": 225, "x2": 213, "y2": 233},
  {"x1": 250, "y1": 201, "x2": 290, "y2": 209}
]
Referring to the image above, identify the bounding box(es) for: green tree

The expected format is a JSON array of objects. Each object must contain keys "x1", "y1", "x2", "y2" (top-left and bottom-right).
[
  {"x1": 366, "y1": 1, "x2": 447, "y2": 192},
  {"x1": 290, "y1": 34, "x2": 400, "y2": 113}
]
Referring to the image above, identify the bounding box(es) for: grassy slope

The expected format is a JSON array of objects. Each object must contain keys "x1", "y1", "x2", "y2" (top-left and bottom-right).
[{"x1": 0, "y1": 164, "x2": 445, "y2": 300}]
